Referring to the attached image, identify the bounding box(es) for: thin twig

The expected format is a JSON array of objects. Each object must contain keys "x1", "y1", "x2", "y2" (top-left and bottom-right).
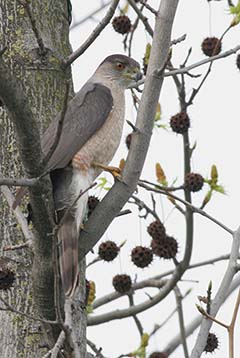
[
  {"x1": 129, "y1": 194, "x2": 160, "y2": 221},
  {"x1": 196, "y1": 305, "x2": 229, "y2": 329},
  {"x1": 0, "y1": 296, "x2": 57, "y2": 325},
  {"x1": 0, "y1": 177, "x2": 38, "y2": 187},
  {"x1": 138, "y1": 0, "x2": 158, "y2": 15},
  {"x1": 174, "y1": 286, "x2": 189, "y2": 358},
  {"x1": 18, "y1": 0, "x2": 46, "y2": 56},
  {"x1": 164, "y1": 44, "x2": 240, "y2": 78},
  {"x1": 138, "y1": 181, "x2": 234, "y2": 235},
  {"x1": 228, "y1": 288, "x2": 240, "y2": 358},
  {"x1": 42, "y1": 82, "x2": 70, "y2": 168},
  {"x1": 1, "y1": 186, "x2": 33, "y2": 241},
  {"x1": 87, "y1": 339, "x2": 105, "y2": 358},
  {"x1": 52, "y1": 232, "x2": 64, "y2": 325},
  {"x1": 150, "y1": 289, "x2": 192, "y2": 338},
  {"x1": 64, "y1": 0, "x2": 120, "y2": 67},
  {"x1": 70, "y1": 1, "x2": 111, "y2": 29},
  {"x1": 42, "y1": 331, "x2": 66, "y2": 358},
  {"x1": 127, "y1": 0, "x2": 153, "y2": 36},
  {"x1": 128, "y1": 294, "x2": 144, "y2": 337},
  {"x1": 139, "y1": 178, "x2": 184, "y2": 192},
  {"x1": 93, "y1": 254, "x2": 235, "y2": 310},
  {"x1": 3, "y1": 241, "x2": 31, "y2": 251}
]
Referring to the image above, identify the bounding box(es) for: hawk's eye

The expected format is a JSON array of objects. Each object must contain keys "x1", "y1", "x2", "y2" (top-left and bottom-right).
[{"x1": 116, "y1": 62, "x2": 125, "y2": 70}]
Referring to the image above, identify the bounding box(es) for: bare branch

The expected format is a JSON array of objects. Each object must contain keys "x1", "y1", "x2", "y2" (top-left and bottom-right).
[
  {"x1": 87, "y1": 339, "x2": 105, "y2": 358},
  {"x1": 127, "y1": 0, "x2": 154, "y2": 36},
  {"x1": 174, "y1": 286, "x2": 189, "y2": 358},
  {"x1": 128, "y1": 294, "x2": 144, "y2": 337},
  {"x1": 0, "y1": 296, "x2": 57, "y2": 325},
  {"x1": 137, "y1": 0, "x2": 158, "y2": 15},
  {"x1": 138, "y1": 181, "x2": 234, "y2": 235},
  {"x1": 93, "y1": 253, "x2": 235, "y2": 311},
  {"x1": 164, "y1": 275, "x2": 240, "y2": 355},
  {"x1": 129, "y1": 194, "x2": 161, "y2": 221},
  {"x1": 17, "y1": 0, "x2": 46, "y2": 56},
  {"x1": 64, "y1": 0, "x2": 120, "y2": 67},
  {"x1": 0, "y1": 177, "x2": 38, "y2": 187},
  {"x1": 190, "y1": 227, "x2": 240, "y2": 357},
  {"x1": 71, "y1": 1, "x2": 112, "y2": 29},
  {"x1": 164, "y1": 44, "x2": 240, "y2": 78},
  {"x1": 1, "y1": 186, "x2": 33, "y2": 241}
]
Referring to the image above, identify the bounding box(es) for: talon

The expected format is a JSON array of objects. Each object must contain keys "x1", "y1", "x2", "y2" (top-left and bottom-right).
[{"x1": 92, "y1": 162, "x2": 122, "y2": 179}]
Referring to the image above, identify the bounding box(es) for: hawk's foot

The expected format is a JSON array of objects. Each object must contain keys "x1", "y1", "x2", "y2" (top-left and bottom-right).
[{"x1": 92, "y1": 162, "x2": 122, "y2": 179}]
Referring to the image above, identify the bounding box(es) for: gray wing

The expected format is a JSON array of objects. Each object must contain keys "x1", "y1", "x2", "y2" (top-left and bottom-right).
[{"x1": 42, "y1": 82, "x2": 113, "y2": 170}]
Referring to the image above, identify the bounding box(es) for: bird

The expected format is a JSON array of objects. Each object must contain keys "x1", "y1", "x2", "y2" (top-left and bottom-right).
[{"x1": 14, "y1": 54, "x2": 142, "y2": 297}]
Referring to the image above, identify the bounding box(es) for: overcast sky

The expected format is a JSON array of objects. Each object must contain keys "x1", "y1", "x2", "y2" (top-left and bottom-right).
[{"x1": 70, "y1": 1, "x2": 240, "y2": 357}]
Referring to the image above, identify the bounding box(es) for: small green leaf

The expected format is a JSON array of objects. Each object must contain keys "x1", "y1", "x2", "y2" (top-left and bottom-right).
[
  {"x1": 201, "y1": 190, "x2": 212, "y2": 208},
  {"x1": 212, "y1": 184, "x2": 226, "y2": 194},
  {"x1": 210, "y1": 164, "x2": 218, "y2": 185}
]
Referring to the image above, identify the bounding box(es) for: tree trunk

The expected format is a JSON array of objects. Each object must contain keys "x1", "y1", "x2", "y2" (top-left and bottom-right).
[{"x1": 0, "y1": 1, "x2": 77, "y2": 356}]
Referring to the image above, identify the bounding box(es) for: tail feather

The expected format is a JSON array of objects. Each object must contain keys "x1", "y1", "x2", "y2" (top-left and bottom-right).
[{"x1": 58, "y1": 214, "x2": 79, "y2": 297}]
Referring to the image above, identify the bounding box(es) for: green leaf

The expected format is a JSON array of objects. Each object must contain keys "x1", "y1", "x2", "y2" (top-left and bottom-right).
[
  {"x1": 211, "y1": 184, "x2": 226, "y2": 194},
  {"x1": 96, "y1": 177, "x2": 112, "y2": 191},
  {"x1": 229, "y1": 1, "x2": 240, "y2": 25}
]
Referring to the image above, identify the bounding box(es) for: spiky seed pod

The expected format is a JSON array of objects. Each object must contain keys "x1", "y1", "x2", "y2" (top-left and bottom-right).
[
  {"x1": 149, "y1": 352, "x2": 168, "y2": 358},
  {"x1": 170, "y1": 112, "x2": 190, "y2": 134},
  {"x1": 98, "y1": 240, "x2": 119, "y2": 262},
  {"x1": 131, "y1": 246, "x2": 153, "y2": 268},
  {"x1": 0, "y1": 267, "x2": 15, "y2": 290},
  {"x1": 126, "y1": 133, "x2": 133, "y2": 149},
  {"x1": 147, "y1": 220, "x2": 166, "y2": 241},
  {"x1": 185, "y1": 172, "x2": 204, "y2": 192},
  {"x1": 112, "y1": 15, "x2": 131, "y2": 34},
  {"x1": 112, "y1": 274, "x2": 132, "y2": 293},
  {"x1": 204, "y1": 332, "x2": 219, "y2": 353},
  {"x1": 236, "y1": 54, "x2": 240, "y2": 70},
  {"x1": 151, "y1": 236, "x2": 178, "y2": 259},
  {"x1": 201, "y1": 37, "x2": 221, "y2": 57},
  {"x1": 88, "y1": 195, "x2": 100, "y2": 217}
]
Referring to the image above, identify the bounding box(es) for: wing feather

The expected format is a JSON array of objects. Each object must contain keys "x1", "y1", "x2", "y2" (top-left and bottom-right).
[{"x1": 41, "y1": 82, "x2": 113, "y2": 170}]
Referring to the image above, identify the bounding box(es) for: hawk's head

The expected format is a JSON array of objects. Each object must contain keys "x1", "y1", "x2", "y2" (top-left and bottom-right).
[{"x1": 96, "y1": 54, "x2": 142, "y2": 88}]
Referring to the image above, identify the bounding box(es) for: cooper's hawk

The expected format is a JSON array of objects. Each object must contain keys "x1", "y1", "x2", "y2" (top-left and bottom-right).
[{"x1": 15, "y1": 54, "x2": 142, "y2": 297}]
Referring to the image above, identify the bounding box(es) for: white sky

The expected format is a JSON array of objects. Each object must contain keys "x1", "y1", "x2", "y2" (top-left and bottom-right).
[{"x1": 70, "y1": 1, "x2": 240, "y2": 357}]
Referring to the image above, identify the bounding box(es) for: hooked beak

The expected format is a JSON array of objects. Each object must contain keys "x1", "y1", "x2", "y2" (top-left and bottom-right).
[{"x1": 133, "y1": 71, "x2": 143, "y2": 82}]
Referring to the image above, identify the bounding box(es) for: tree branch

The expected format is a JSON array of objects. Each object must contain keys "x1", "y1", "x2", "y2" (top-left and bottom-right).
[
  {"x1": 70, "y1": 1, "x2": 112, "y2": 29},
  {"x1": 165, "y1": 44, "x2": 240, "y2": 77},
  {"x1": 17, "y1": 0, "x2": 46, "y2": 56},
  {"x1": 190, "y1": 227, "x2": 240, "y2": 357},
  {"x1": 138, "y1": 181, "x2": 234, "y2": 235},
  {"x1": 0, "y1": 177, "x2": 38, "y2": 187},
  {"x1": 1, "y1": 186, "x2": 33, "y2": 241},
  {"x1": 64, "y1": 0, "x2": 120, "y2": 67},
  {"x1": 174, "y1": 286, "x2": 189, "y2": 358},
  {"x1": 164, "y1": 274, "x2": 240, "y2": 355}
]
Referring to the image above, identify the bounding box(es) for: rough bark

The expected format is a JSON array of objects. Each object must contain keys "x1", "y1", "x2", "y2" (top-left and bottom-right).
[{"x1": 0, "y1": 0, "x2": 73, "y2": 356}]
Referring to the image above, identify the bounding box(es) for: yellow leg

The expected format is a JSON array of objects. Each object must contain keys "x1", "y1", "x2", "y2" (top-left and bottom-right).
[{"x1": 92, "y1": 162, "x2": 122, "y2": 179}]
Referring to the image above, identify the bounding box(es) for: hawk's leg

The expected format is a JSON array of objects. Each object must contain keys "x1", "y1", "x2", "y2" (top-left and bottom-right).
[{"x1": 92, "y1": 162, "x2": 122, "y2": 179}]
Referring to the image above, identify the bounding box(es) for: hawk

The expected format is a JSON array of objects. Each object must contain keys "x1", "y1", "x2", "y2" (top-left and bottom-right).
[{"x1": 15, "y1": 54, "x2": 142, "y2": 297}]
